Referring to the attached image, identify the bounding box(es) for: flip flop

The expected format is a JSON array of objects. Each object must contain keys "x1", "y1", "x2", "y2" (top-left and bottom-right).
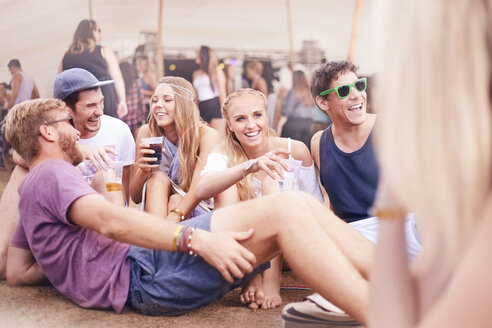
[{"x1": 281, "y1": 301, "x2": 361, "y2": 327}]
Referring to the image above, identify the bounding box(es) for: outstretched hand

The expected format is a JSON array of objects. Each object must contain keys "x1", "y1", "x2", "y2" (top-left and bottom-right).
[
  {"x1": 192, "y1": 229, "x2": 257, "y2": 283},
  {"x1": 243, "y1": 148, "x2": 290, "y2": 180},
  {"x1": 78, "y1": 144, "x2": 117, "y2": 170}
]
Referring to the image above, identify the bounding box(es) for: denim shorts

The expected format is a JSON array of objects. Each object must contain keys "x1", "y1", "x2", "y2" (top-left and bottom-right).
[{"x1": 126, "y1": 212, "x2": 270, "y2": 316}]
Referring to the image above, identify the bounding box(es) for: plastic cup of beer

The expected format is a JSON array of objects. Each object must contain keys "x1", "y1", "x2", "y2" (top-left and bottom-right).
[
  {"x1": 281, "y1": 158, "x2": 303, "y2": 192},
  {"x1": 103, "y1": 161, "x2": 124, "y2": 192},
  {"x1": 142, "y1": 137, "x2": 163, "y2": 165}
]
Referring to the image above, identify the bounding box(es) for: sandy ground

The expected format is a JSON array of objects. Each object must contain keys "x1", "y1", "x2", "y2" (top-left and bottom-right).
[{"x1": 0, "y1": 159, "x2": 312, "y2": 327}]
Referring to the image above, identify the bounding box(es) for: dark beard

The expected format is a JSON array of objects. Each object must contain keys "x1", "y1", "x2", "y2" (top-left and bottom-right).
[{"x1": 59, "y1": 133, "x2": 84, "y2": 166}]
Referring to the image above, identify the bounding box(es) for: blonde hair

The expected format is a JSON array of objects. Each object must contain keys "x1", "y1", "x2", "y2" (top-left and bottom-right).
[
  {"x1": 221, "y1": 88, "x2": 270, "y2": 201},
  {"x1": 4, "y1": 99, "x2": 69, "y2": 164},
  {"x1": 148, "y1": 77, "x2": 204, "y2": 191},
  {"x1": 375, "y1": 0, "x2": 492, "y2": 272}
]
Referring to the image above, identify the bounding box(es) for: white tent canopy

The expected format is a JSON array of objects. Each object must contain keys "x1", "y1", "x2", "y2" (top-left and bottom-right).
[{"x1": 1, "y1": 0, "x2": 376, "y2": 97}]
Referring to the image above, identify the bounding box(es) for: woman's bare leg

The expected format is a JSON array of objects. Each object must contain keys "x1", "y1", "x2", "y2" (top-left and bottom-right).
[
  {"x1": 210, "y1": 192, "x2": 370, "y2": 324},
  {"x1": 144, "y1": 171, "x2": 171, "y2": 218}
]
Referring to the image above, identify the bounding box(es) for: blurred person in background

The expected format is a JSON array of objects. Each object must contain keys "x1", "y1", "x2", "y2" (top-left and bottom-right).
[
  {"x1": 135, "y1": 55, "x2": 157, "y2": 116},
  {"x1": 6, "y1": 59, "x2": 39, "y2": 110},
  {"x1": 245, "y1": 61, "x2": 268, "y2": 97},
  {"x1": 60, "y1": 19, "x2": 127, "y2": 119},
  {"x1": 278, "y1": 71, "x2": 316, "y2": 150},
  {"x1": 192, "y1": 45, "x2": 226, "y2": 132},
  {"x1": 120, "y1": 61, "x2": 146, "y2": 137}
]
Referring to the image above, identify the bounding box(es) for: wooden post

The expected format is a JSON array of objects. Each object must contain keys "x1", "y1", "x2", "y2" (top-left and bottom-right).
[
  {"x1": 156, "y1": 0, "x2": 164, "y2": 79},
  {"x1": 347, "y1": 0, "x2": 364, "y2": 61},
  {"x1": 88, "y1": 0, "x2": 93, "y2": 21},
  {"x1": 285, "y1": 0, "x2": 294, "y2": 71}
]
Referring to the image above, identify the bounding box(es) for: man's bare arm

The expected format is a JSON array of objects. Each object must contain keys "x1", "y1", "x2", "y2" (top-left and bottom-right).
[{"x1": 6, "y1": 246, "x2": 46, "y2": 286}]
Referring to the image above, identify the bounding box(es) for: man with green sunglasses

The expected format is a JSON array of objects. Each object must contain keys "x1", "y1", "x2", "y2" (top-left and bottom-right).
[{"x1": 282, "y1": 61, "x2": 421, "y2": 327}]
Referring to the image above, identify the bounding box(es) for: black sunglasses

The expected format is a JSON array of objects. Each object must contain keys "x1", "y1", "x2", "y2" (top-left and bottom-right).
[{"x1": 45, "y1": 115, "x2": 74, "y2": 127}]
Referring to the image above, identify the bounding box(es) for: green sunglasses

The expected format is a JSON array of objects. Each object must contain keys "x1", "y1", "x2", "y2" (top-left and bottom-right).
[{"x1": 320, "y1": 77, "x2": 367, "y2": 98}]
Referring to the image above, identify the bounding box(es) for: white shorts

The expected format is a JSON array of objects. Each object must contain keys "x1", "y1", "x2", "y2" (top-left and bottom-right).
[{"x1": 349, "y1": 213, "x2": 421, "y2": 261}]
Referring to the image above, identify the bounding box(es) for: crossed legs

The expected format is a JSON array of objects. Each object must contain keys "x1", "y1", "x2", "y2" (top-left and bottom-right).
[{"x1": 210, "y1": 192, "x2": 373, "y2": 324}]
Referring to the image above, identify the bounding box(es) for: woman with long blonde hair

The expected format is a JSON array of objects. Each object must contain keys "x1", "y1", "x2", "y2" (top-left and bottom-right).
[
  {"x1": 130, "y1": 76, "x2": 220, "y2": 221},
  {"x1": 369, "y1": 0, "x2": 492, "y2": 326},
  {"x1": 197, "y1": 88, "x2": 323, "y2": 309}
]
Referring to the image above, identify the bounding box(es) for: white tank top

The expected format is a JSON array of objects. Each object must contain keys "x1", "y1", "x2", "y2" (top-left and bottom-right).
[
  {"x1": 193, "y1": 73, "x2": 219, "y2": 101},
  {"x1": 14, "y1": 72, "x2": 34, "y2": 105}
]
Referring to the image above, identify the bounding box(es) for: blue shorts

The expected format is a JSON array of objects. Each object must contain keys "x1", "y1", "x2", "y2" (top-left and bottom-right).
[{"x1": 126, "y1": 212, "x2": 270, "y2": 316}]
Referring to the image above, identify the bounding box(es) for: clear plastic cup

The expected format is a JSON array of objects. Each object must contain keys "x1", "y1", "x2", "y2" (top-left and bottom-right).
[
  {"x1": 102, "y1": 161, "x2": 124, "y2": 192},
  {"x1": 142, "y1": 137, "x2": 163, "y2": 165},
  {"x1": 281, "y1": 158, "x2": 303, "y2": 192}
]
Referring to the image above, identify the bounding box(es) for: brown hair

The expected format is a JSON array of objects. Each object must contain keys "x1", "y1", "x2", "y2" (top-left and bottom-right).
[
  {"x1": 310, "y1": 60, "x2": 358, "y2": 99},
  {"x1": 68, "y1": 19, "x2": 97, "y2": 54},
  {"x1": 4, "y1": 99, "x2": 69, "y2": 164}
]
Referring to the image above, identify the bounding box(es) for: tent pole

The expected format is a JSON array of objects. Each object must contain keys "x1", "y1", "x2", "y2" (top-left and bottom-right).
[
  {"x1": 347, "y1": 0, "x2": 364, "y2": 61},
  {"x1": 285, "y1": 0, "x2": 294, "y2": 71},
  {"x1": 88, "y1": 0, "x2": 93, "y2": 20},
  {"x1": 156, "y1": 0, "x2": 164, "y2": 79}
]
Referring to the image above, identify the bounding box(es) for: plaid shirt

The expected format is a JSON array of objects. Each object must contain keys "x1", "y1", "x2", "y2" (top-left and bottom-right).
[{"x1": 122, "y1": 79, "x2": 146, "y2": 131}]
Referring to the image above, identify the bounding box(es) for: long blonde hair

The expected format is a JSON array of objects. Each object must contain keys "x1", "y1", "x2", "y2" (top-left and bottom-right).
[
  {"x1": 375, "y1": 0, "x2": 492, "y2": 272},
  {"x1": 148, "y1": 76, "x2": 204, "y2": 191},
  {"x1": 221, "y1": 88, "x2": 270, "y2": 201}
]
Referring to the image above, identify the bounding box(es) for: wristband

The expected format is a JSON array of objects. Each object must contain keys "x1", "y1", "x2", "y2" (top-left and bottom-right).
[
  {"x1": 375, "y1": 208, "x2": 406, "y2": 220},
  {"x1": 171, "y1": 208, "x2": 185, "y2": 221},
  {"x1": 172, "y1": 225, "x2": 183, "y2": 251}
]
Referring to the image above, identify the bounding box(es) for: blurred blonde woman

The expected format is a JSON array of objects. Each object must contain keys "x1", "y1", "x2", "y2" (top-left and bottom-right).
[
  {"x1": 192, "y1": 45, "x2": 227, "y2": 132},
  {"x1": 197, "y1": 88, "x2": 323, "y2": 309},
  {"x1": 130, "y1": 76, "x2": 220, "y2": 222},
  {"x1": 369, "y1": 0, "x2": 492, "y2": 327}
]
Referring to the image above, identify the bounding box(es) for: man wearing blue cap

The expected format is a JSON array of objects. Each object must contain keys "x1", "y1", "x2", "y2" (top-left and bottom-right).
[{"x1": 53, "y1": 68, "x2": 135, "y2": 201}]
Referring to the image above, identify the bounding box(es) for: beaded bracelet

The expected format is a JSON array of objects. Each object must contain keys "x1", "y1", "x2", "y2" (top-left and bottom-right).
[
  {"x1": 172, "y1": 225, "x2": 183, "y2": 252},
  {"x1": 375, "y1": 208, "x2": 406, "y2": 220},
  {"x1": 178, "y1": 227, "x2": 197, "y2": 256}
]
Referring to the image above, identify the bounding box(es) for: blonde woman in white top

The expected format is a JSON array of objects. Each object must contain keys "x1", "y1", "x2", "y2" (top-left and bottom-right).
[{"x1": 197, "y1": 88, "x2": 322, "y2": 310}]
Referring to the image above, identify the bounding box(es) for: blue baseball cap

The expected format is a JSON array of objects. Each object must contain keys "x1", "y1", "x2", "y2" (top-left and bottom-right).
[{"x1": 54, "y1": 68, "x2": 113, "y2": 100}]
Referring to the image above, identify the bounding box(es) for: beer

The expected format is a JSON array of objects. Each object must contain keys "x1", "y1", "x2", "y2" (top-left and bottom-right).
[{"x1": 105, "y1": 182, "x2": 122, "y2": 192}]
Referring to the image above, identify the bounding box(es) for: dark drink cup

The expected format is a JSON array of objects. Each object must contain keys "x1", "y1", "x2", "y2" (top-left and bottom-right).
[{"x1": 142, "y1": 137, "x2": 163, "y2": 165}]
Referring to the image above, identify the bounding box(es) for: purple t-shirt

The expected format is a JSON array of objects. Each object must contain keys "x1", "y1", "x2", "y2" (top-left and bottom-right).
[{"x1": 10, "y1": 159, "x2": 131, "y2": 312}]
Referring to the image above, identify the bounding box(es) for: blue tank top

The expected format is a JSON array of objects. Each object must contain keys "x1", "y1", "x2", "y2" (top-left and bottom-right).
[{"x1": 319, "y1": 125, "x2": 379, "y2": 223}]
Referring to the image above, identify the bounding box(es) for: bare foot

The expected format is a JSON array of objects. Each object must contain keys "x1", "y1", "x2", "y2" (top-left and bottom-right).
[
  {"x1": 260, "y1": 271, "x2": 282, "y2": 309},
  {"x1": 239, "y1": 274, "x2": 265, "y2": 310}
]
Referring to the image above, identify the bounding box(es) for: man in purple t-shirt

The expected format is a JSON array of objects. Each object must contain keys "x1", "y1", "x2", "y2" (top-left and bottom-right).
[{"x1": 4, "y1": 98, "x2": 373, "y2": 324}]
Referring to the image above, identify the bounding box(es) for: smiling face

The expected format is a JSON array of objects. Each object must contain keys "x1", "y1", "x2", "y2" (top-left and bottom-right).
[
  {"x1": 151, "y1": 84, "x2": 176, "y2": 128},
  {"x1": 226, "y1": 94, "x2": 268, "y2": 149},
  {"x1": 318, "y1": 71, "x2": 367, "y2": 127},
  {"x1": 72, "y1": 88, "x2": 104, "y2": 139}
]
